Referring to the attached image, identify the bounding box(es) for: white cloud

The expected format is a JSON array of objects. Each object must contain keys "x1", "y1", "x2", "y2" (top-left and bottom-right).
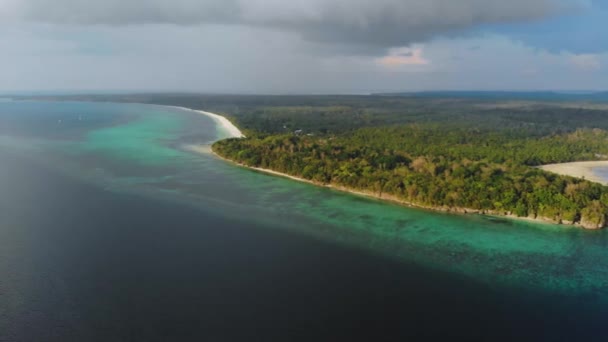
[{"x1": 569, "y1": 54, "x2": 601, "y2": 71}]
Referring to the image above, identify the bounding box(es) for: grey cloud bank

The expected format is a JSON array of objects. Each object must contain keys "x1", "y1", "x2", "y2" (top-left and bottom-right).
[{"x1": 2, "y1": 0, "x2": 582, "y2": 48}]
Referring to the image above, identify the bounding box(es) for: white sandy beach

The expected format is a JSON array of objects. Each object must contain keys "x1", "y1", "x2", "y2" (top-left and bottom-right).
[
  {"x1": 170, "y1": 106, "x2": 245, "y2": 139},
  {"x1": 539, "y1": 161, "x2": 608, "y2": 185}
]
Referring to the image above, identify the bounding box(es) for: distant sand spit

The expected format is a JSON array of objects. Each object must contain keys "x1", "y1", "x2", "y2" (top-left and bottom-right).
[
  {"x1": 539, "y1": 161, "x2": 608, "y2": 185},
  {"x1": 170, "y1": 106, "x2": 245, "y2": 139}
]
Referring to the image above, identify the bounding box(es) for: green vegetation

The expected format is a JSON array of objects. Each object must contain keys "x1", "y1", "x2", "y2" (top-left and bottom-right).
[
  {"x1": 29, "y1": 93, "x2": 608, "y2": 228},
  {"x1": 214, "y1": 128, "x2": 608, "y2": 229}
]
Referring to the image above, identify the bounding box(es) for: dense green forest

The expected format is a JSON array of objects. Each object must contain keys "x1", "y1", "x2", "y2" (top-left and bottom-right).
[{"x1": 31, "y1": 93, "x2": 608, "y2": 228}]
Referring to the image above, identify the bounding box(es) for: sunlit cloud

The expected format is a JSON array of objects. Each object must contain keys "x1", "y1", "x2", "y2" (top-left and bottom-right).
[{"x1": 377, "y1": 47, "x2": 430, "y2": 67}]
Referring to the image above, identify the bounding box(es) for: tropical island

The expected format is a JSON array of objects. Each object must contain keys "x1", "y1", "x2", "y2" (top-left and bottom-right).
[
  {"x1": 207, "y1": 94, "x2": 608, "y2": 229},
  {"x1": 25, "y1": 93, "x2": 608, "y2": 229}
]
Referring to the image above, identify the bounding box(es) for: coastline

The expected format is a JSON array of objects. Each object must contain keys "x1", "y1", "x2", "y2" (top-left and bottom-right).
[
  {"x1": 539, "y1": 161, "x2": 608, "y2": 185},
  {"x1": 174, "y1": 106, "x2": 602, "y2": 230},
  {"x1": 209, "y1": 147, "x2": 591, "y2": 229}
]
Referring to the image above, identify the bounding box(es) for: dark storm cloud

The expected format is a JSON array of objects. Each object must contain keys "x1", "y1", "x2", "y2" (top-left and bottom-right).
[{"x1": 3, "y1": 0, "x2": 583, "y2": 48}]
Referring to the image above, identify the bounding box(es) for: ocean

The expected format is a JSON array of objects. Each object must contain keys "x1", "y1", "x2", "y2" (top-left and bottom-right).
[{"x1": 1, "y1": 101, "x2": 607, "y2": 341}]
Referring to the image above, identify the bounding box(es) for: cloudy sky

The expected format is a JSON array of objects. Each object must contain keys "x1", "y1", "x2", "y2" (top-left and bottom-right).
[{"x1": 0, "y1": 0, "x2": 606, "y2": 93}]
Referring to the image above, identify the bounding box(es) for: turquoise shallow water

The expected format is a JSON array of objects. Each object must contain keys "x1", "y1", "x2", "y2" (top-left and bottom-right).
[
  {"x1": 2, "y1": 101, "x2": 607, "y2": 297},
  {"x1": 1, "y1": 101, "x2": 608, "y2": 340}
]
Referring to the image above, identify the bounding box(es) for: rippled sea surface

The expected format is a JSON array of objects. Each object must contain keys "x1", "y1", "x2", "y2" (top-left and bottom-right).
[{"x1": 1, "y1": 101, "x2": 607, "y2": 341}]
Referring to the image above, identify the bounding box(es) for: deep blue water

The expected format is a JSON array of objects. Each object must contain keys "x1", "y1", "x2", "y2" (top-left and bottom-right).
[{"x1": 1, "y1": 101, "x2": 607, "y2": 341}]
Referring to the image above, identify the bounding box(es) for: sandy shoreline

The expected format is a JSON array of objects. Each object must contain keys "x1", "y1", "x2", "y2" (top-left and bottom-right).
[
  {"x1": 539, "y1": 161, "x2": 608, "y2": 185},
  {"x1": 169, "y1": 106, "x2": 245, "y2": 139},
  {"x1": 209, "y1": 149, "x2": 399, "y2": 200}
]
